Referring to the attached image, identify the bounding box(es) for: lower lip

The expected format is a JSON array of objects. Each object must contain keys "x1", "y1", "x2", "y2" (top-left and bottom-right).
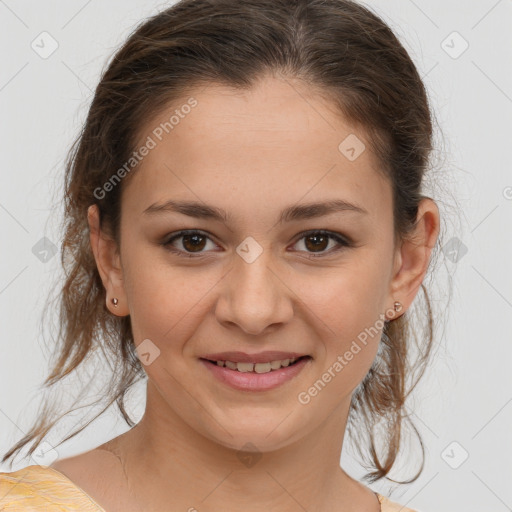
[{"x1": 200, "y1": 357, "x2": 312, "y2": 392}]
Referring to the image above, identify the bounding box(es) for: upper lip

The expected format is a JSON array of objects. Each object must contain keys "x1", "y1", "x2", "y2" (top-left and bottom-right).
[{"x1": 200, "y1": 351, "x2": 309, "y2": 364}]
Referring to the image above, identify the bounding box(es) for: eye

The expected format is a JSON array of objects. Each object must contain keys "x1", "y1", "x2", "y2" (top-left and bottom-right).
[
  {"x1": 162, "y1": 230, "x2": 218, "y2": 258},
  {"x1": 161, "y1": 229, "x2": 353, "y2": 259},
  {"x1": 291, "y1": 230, "x2": 352, "y2": 258}
]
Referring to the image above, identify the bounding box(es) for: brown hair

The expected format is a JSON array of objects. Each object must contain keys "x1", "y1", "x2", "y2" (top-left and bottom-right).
[{"x1": 3, "y1": 0, "x2": 449, "y2": 484}]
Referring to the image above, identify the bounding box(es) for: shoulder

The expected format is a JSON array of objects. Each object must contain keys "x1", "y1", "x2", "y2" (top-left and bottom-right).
[
  {"x1": 376, "y1": 493, "x2": 419, "y2": 512},
  {"x1": 0, "y1": 464, "x2": 105, "y2": 511}
]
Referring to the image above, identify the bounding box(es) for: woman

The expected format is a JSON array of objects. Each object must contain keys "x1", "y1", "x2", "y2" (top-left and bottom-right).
[{"x1": 0, "y1": 0, "x2": 443, "y2": 510}]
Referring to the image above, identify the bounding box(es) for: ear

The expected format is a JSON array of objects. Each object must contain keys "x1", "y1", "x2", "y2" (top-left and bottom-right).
[
  {"x1": 386, "y1": 198, "x2": 440, "y2": 319},
  {"x1": 87, "y1": 204, "x2": 129, "y2": 316}
]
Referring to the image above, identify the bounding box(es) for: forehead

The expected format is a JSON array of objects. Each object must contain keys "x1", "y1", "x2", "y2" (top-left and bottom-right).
[{"x1": 123, "y1": 76, "x2": 392, "y2": 224}]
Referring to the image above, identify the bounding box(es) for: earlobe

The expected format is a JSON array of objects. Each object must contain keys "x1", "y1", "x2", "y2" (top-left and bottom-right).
[
  {"x1": 387, "y1": 198, "x2": 440, "y2": 317},
  {"x1": 87, "y1": 205, "x2": 129, "y2": 316}
]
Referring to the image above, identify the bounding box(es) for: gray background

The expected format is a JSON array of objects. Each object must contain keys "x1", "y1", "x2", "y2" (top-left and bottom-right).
[{"x1": 1, "y1": 1, "x2": 511, "y2": 511}]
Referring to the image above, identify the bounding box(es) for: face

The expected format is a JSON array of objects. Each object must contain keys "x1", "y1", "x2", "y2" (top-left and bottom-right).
[{"x1": 106, "y1": 76, "x2": 403, "y2": 452}]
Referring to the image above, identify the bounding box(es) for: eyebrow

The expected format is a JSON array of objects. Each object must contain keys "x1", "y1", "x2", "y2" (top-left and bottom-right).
[{"x1": 143, "y1": 198, "x2": 368, "y2": 223}]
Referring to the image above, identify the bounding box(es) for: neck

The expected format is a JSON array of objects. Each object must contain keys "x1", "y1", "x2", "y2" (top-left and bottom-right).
[{"x1": 107, "y1": 380, "x2": 377, "y2": 512}]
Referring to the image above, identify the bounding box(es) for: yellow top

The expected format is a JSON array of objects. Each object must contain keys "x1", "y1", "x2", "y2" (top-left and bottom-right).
[{"x1": 0, "y1": 465, "x2": 418, "y2": 511}]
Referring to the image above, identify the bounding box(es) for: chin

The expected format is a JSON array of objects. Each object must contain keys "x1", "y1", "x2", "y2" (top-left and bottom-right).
[{"x1": 203, "y1": 417, "x2": 306, "y2": 454}]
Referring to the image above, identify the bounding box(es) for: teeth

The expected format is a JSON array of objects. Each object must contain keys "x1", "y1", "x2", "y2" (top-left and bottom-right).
[
  {"x1": 254, "y1": 362, "x2": 272, "y2": 373},
  {"x1": 215, "y1": 357, "x2": 299, "y2": 373},
  {"x1": 269, "y1": 360, "x2": 282, "y2": 370}
]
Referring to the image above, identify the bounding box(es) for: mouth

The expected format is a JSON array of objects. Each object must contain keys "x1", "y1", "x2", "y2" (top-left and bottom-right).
[{"x1": 199, "y1": 355, "x2": 312, "y2": 392}]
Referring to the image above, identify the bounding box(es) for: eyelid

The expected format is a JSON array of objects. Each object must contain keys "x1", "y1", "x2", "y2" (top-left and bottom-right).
[
  {"x1": 292, "y1": 229, "x2": 352, "y2": 246},
  {"x1": 162, "y1": 229, "x2": 220, "y2": 256},
  {"x1": 290, "y1": 229, "x2": 353, "y2": 258}
]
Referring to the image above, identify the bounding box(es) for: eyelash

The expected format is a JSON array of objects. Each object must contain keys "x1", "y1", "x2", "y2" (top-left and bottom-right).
[{"x1": 161, "y1": 229, "x2": 353, "y2": 259}]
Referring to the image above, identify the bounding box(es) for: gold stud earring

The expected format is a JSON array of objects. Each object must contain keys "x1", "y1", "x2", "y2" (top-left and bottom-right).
[
  {"x1": 393, "y1": 301, "x2": 403, "y2": 312},
  {"x1": 111, "y1": 297, "x2": 119, "y2": 307}
]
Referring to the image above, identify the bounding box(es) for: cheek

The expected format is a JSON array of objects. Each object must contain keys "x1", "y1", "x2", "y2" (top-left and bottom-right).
[
  {"x1": 122, "y1": 252, "x2": 222, "y2": 346},
  {"x1": 299, "y1": 285, "x2": 385, "y2": 407},
  {"x1": 293, "y1": 256, "x2": 388, "y2": 382},
  {"x1": 295, "y1": 257, "x2": 388, "y2": 332}
]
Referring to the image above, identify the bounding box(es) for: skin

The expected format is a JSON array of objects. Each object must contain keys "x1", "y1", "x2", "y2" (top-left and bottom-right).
[{"x1": 51, "y1": 75, "x2": 440, "y2": 512}]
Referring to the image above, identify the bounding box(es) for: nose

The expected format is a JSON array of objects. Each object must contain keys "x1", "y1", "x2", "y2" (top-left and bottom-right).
[{"x1": 214, "y1": 252, "x2": 294, "y2": 336}]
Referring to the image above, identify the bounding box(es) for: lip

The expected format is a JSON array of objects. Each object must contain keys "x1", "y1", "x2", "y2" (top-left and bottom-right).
[
  {"x1": 200, "y1": 351, "x2": 308, "y2": 364},
  {"x1": 200, "y1": 356, "x2": 312, "y2": 392}
]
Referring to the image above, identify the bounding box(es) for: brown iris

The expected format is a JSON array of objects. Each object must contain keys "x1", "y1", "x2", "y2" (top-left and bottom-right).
[
  {"x1": 303, "y1": 233, "x2": 329, "y2": 252},
  {"x1": 181, "y1": 233, "x2": 207, "y2": 252}
]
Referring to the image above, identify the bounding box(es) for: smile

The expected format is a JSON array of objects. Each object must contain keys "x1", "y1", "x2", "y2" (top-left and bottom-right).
[{"x1": 200, "y1": 356, "x2": 312, "y2": 391}]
